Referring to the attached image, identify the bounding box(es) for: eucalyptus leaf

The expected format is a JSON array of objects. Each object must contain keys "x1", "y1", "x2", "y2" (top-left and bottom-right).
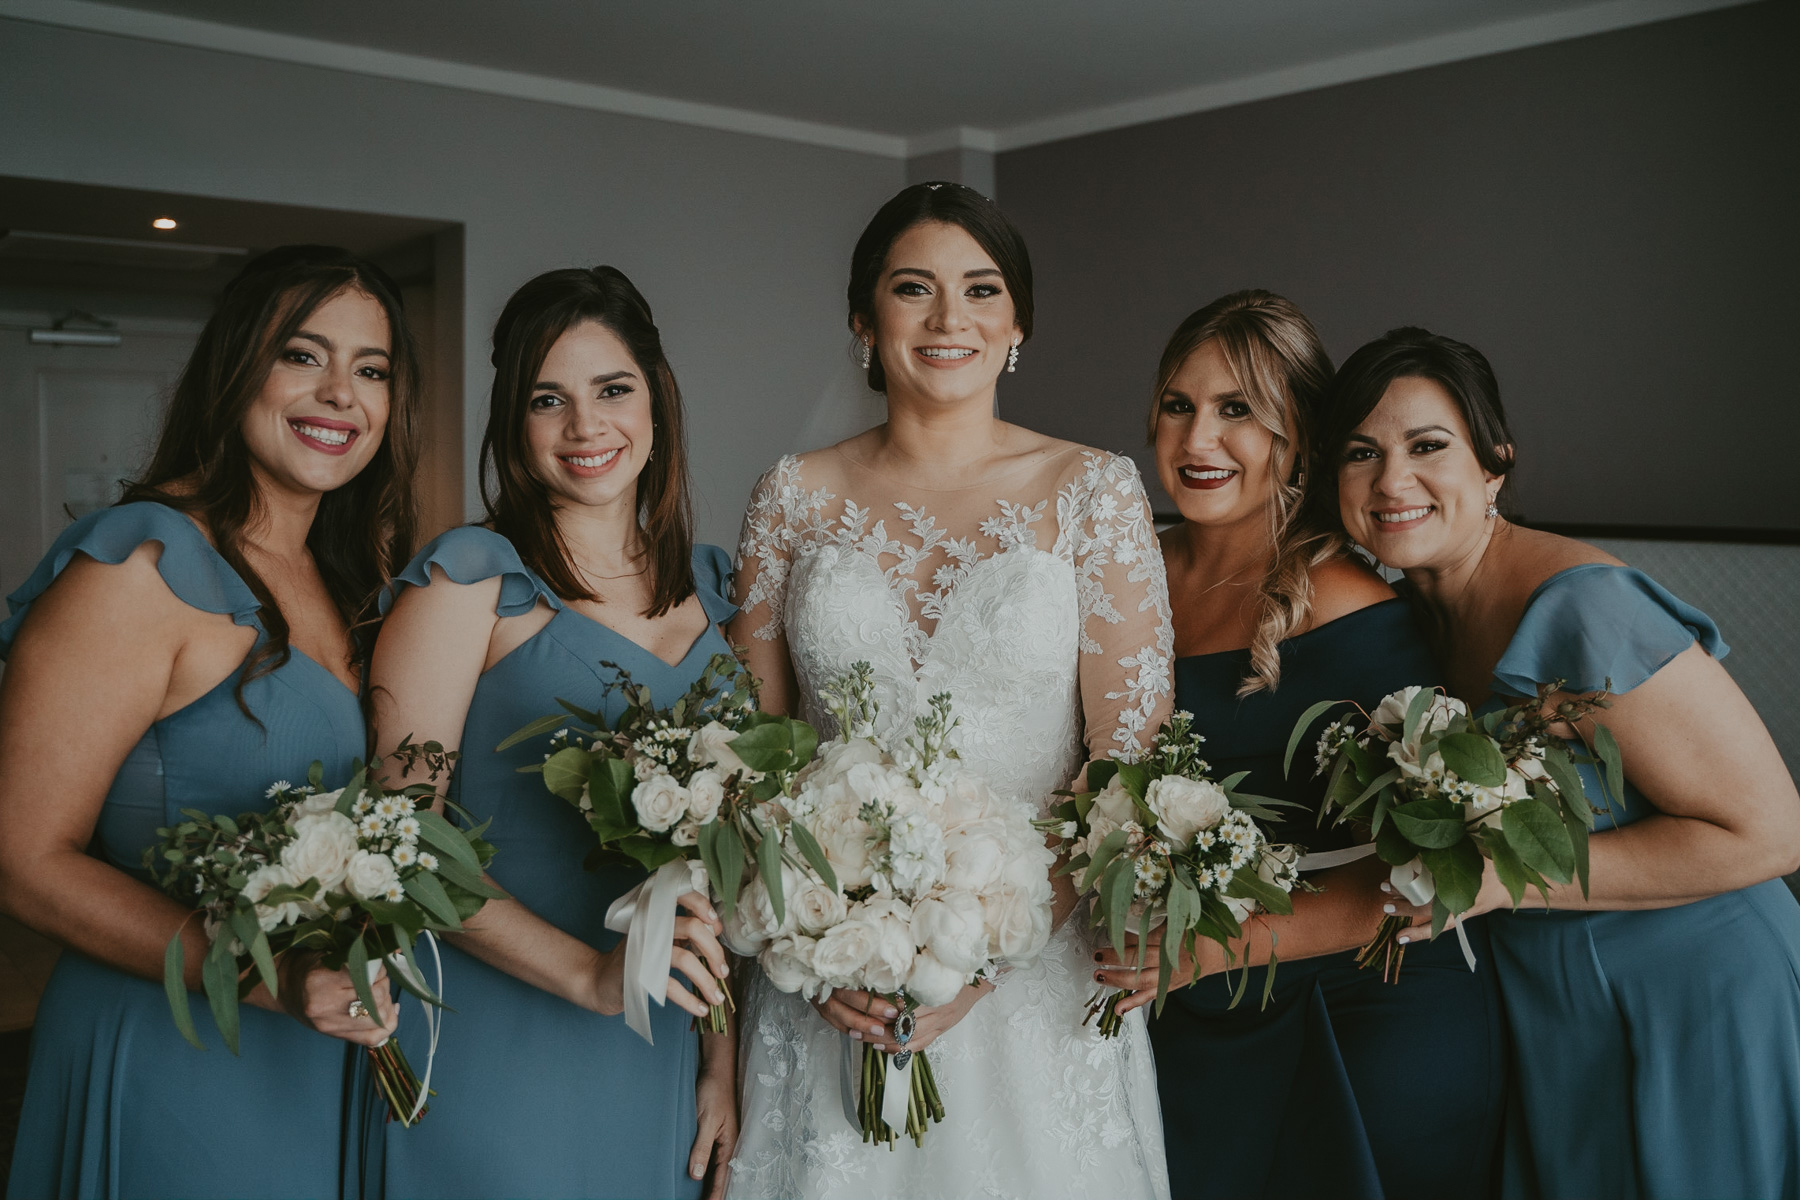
[
  {"x1": 413, "y1": 810, "x2": 481, "y2": 870},
  {"x1": 202, "y1": 940, "x2": 241, "y2": 1055},
  {"x1": 729, "y1": 723, "x2": 795, "y2": 773},
  {"x1": 494, "y1": 712, "x2": 573, "y2": 752},
  {"x1": 346, "y1": 935, "x2": 381, "y2": 1038},
  {"x1": 716, "y1": 823, "x2": 746, "y2": 922},
  {"x1": 402, "y1": 870, "x2": 464, "y2": 929},
  {"x1": 757, "y1": 820, "x2": 786, "y2": 927},
  {"x1": 1401, "y1": 687, "x2": 1434, "y2": 745},
  {"x1": 1102, "y1": 855, "x2": 1135, "y2": 958},
  {"x1": 1593, "y1": 721, "x2": 1626, "y2": 816},
  {"x1": 163, "y1": 931, "x2": 204, "y2": 1050},
  {"x1": 1080, "y1": 830, "x2": 1129, "y2": 894},
  {"x1": 788, "y1": 819, "x2": 838, "y2": 894}
]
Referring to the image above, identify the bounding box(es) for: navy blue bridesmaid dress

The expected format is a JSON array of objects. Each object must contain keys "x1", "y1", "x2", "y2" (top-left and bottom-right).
[
  {"x1": 1480, "y1": 564, "x2": 1800, "y2": 1199},
  {"x1": 1154, "y1": 597, "x2": 1506, "y2": 1200},
  {"x1": 371, "y1": 526, "x2": 735, "y2": 1200},
  {"x1": 1, "y1": 503, "x2": 377, "y2": 1200}
]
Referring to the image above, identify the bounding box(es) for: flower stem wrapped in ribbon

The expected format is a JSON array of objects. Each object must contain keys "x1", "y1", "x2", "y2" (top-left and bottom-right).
[
  {"x1": 499, "y1": 652, "x2": 820, "y2": 1041},
  {"x1": 1286, "y1": 681, "x2": 1623, "y2": 981},
  {"x1": 1042, "y1": 710, "x2": 1305, "y2": 1034},
  {"x1": 145, "y1": 740, "x2": 506, "y2": 1126}
]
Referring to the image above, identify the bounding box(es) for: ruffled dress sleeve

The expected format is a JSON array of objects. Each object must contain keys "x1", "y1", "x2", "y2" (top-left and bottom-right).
[
  {"x1": 1058, "y1": 451, "x2": 1175, "y2": 762},
  {"x1": 690, "y1": 543, "x2": 739, "y2": 627},
  {"x1": 1492, "y1": 563, "x2": 1728, "y2": 700},
  {"x1": 380, "y1": 526, "x2": 563, "y2": 618},
  {"x1": 1, "y1": 502, "x2": 260, "y2": 658}
]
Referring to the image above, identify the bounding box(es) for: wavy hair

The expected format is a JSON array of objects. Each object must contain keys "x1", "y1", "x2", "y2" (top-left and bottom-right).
[
  {"x1": 479, "y1": 265, "x2": 695, "y2": 617},
  {"x1": 1148, "y1": 289, "x2": 1340, "y2": 694},
  {"x1": 121, "y1": 244, "x2": 422, "y2": 715}
]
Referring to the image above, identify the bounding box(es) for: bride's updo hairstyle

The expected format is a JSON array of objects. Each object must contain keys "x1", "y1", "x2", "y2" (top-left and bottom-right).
[
  {"x1": 1316, "y1": 326, "x2": 1517, "y2": 521},
  {"x1": 122, "y1": 244, "x2": 422, "y2": 705},
  {"x1": 846, "y1": 181, "x2": 1033, "y2": 393},
  {"x1": 1148, "y1": 289, "x2": 1340, "y2": 694},
  {"x1": 479, "y1": 265, "x2": 696, "y2": 617}
]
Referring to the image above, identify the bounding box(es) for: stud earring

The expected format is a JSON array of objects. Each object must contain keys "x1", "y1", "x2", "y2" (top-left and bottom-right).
[
  {"x1": 1006, "y1": 342, "x2": 1019, "y2": 373},
  {"x1": 1485, "y1": 499, "x2": 1499, "y2": 519},
  {"x1": 860, "y1": 339, "x2": 872, "y2": 370}
]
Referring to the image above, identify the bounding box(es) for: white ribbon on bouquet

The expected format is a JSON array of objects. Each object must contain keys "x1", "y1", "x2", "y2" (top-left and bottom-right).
[
  {"x1": 604, "y1": 858, "x2": 709, "y2": 1044},
  {"x1": 837, "y1": 1026, "x2": 918, "y2": 1136},
  {"x1": 1294, "y1": 845, "x2": 1476, "y2": 971},
  {"x1": 369, "y1": 930, "x2": 443, "y2": 1126}
]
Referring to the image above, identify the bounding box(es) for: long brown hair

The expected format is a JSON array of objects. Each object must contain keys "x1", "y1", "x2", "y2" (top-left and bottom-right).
[
  {"x1": 479, "y1": 266, "x2": 694, "y2": 617},
  {"x1": 121, "y1": 244, "x2": 423, "y2": 711},
  {"x1": 1148, "y1": 289, "x2": 1340, "y2": 694}
]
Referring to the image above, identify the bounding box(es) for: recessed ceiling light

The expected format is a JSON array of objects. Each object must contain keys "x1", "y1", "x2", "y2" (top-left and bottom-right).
[{"x1": 151, "y1": 217, "x2": 177, "y2": 230}]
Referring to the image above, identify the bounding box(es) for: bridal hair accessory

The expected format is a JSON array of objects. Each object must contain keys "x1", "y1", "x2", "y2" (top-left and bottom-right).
[
  {"x1": 860, "y1": 339, "x2": 872, "y2": 370},
  {"x1": 1006, "y1": 342, "x2": 1019, "y2": 373}
]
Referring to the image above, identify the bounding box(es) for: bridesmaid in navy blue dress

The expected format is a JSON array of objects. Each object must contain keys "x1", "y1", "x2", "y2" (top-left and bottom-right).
[
  {"x1": 1321, "y1": 325, "x2": 1800, "y2": 1199},
  {"x1": 1096, "y1": 292, "x2": 1504, "y2": 1199},
  {"x1": 368, "y1": 266, "x2": 736, "y2": 1199},
  {"x1": 0, "y1": 246, "x2": 423, "y2": 1198}
]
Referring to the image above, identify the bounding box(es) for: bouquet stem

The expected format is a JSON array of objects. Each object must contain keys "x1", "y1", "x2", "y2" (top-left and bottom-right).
[
  {"x1": 1085, "y1": 988, "x2": 1127, "y2": 1038},
  {"x1": 367, "y1": 1039, "x2": 431, "y2": 1126},
  {"x1": 695, "y1": 984, "x2": 736, "y2": 1035},
  {"x1": 1355, "y1": 914, "x2": 1412, "y2": 983},
  {"x1": 858, "y1": 1042, "x2": 943, "y2": 1148}
]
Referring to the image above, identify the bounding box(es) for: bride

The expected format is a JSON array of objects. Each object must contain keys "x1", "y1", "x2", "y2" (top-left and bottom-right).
[{"x1": 727, "y1": 182, "x2": 1173, "y2": 1200}]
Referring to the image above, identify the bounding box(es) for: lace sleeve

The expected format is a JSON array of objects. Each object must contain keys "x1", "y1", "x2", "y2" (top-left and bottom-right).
[
  {"x1": 1059, "y1": 452, "x2": 1174, "y2": 762},
  {"x1": 732, "y1": 457, "x2": 803, "y2": 642}
]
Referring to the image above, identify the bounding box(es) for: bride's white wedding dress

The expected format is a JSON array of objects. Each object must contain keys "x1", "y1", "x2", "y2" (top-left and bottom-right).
[{"x1": 728, "y1": 444, "x2": 1174, "y2": 1200}]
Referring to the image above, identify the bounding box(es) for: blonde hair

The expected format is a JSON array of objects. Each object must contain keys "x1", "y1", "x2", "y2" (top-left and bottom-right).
[{"x1": 1148, "y1": 289, "x2": 1341, "y2": 694}]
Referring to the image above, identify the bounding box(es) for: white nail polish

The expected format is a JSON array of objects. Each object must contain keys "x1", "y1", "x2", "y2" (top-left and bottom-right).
[
  {"x1": 1397, "y1": 935, "x2": 1410, "y2": 944},
  {"x1": 1383, "y1": 904, "x2": 1396, "y2": 914}
]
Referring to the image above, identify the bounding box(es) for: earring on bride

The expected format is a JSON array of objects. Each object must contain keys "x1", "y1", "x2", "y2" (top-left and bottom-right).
[
  {"x1": 860, "y1": 339, "x2": 872, "y2": 370},
  {"x1": 1006, "y1": 342, "x2": 1019, "y2": 373},
  {"x1": 1486, "y1": 498, "x2": 1500, "y2": 518}
]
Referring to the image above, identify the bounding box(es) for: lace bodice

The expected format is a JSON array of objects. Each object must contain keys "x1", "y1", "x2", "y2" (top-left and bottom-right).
[{"x1": 734, "y1": 446, "x2": 1174, "y2": 806}]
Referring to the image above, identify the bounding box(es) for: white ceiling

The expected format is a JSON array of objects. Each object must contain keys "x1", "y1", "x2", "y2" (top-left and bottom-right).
[{"x1": 1, "y1": 0, "x2": 1751, "y2": 155}]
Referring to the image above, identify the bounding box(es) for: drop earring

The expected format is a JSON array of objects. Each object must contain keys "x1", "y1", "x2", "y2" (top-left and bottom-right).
[
  {"x1": 859, "y1": 339, "x2": 872, "y2": 370},
  {"x1": 1006, "y1": 342, "x2": 1019, "y2": 373},
  {"x1": 1485, "y1": 498, "x2": 1499, "y2": 519}
]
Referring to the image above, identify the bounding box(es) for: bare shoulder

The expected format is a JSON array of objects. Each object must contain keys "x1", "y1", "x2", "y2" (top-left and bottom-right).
[
  {"x1": 1494, "y1": 525, "x2": 1626, "y2": 604},
  {"x1": 1306, "y1": 555, "x2": 1398, "y2": 628},
  {"x1": 39, "y1": 541, "x2": 194, "y2": 629}
]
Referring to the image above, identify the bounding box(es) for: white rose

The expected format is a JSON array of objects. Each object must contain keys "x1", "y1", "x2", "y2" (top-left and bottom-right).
[
  {"x1": 631, "y1": 773, "x2": 690, "y2": 833},
  {"x1": 1146, "y1": 775, "x2": 1231, "y2": 846},
  {"x1": 1372, "y1": 686, "x2": 1468, "y2": 734},
  {"x1": 280, "y1": 811, "x2": 359, "y2": 893},
  {"x1": 297, "y1": 788, "x2": 342, "y2": 817},
  {"x1": 1091, "y1": 774, "x2": 1138, "y2": 830},
  {"x1": 1256, "y1": 844, "x2": 1300, "y2": 894},
  {"x1": 911, "y1": 890, "x2": 988, "y2": 975},
  {"x1": 982, "y1": 886, "x2": 1051, "y2": 964},
  {"x1": 942, "y1": 820, "x2": 1009, "y2": 893},
  {"x1": 791, "y1": 879, "x2": 848, "y2": 936},
  {"x1": 344, "y1": 849, "x2": 401, "y2": 902},
  {"x1": 807, "y1": 793, "x2": 875, "y2": 889},
  {"x1": 723, "y1": 899, "x2": 769, "y2": 956},
  {"x1": 905, "y1": 949, "x2": 968, "y2": 1008},
  {"x1": 689, "y1": 721, "x2": 751, "y2": 776},
  {"x1": 741, "y1": 863, "x2": 801, "y2": 944},
  {"x1": 760, "y1": 934, "x2": 821, "y2": 996},
  {"x1": 244, "y1": 863, "x2": 302, "y2": 931},
  {"x1": 810, "y1": 915, "x2": 878, "y2": 987},
  {"x1": 670, "y1": 818, "x2": 701, "y2": 847},
  {"x1": 685, "y1": 769, "x2": 727, "y2": 825},
  {"x1": 859, "y1": 896, "x2": 917, "y2": 993},
  {"x1": 798, "y1": 738, "x2": 884, "y2": 788}
]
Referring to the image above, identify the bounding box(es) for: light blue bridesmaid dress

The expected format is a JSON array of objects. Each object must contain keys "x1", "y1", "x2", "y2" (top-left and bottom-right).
[
  {"x1": 372, "y1": 526, "x2": 734, "y2": 1200},
  {"x1": 1482, "y1": 564, "x2": 1800, "y2": 1199},
  {"x1": 1, "y1": 502, "x2": 378, "y2": 1200}
]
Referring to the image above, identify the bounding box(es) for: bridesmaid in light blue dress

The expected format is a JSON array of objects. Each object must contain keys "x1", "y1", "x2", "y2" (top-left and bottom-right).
[
  {"x1": 0, "y1": 246, "x2": 424, "y2": 1198},
  {"x1": 368, "y1": 266, "x2": 735, "y2": 1200},
  {"x1": 1323, "y1": 325, "x2": 1800, "y2": 1199}
]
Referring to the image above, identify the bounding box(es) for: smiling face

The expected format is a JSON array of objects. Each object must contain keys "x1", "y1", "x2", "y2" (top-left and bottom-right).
[
  {"x1": 525, "y1": 320, "x2": 653, "y2": 515},
  {"x1": 239, "y1": 286, "x2": 392, "y2": 499},
  {"x1": 857, "y1": 220, "x2": 1020, "y2": 407},
  {"x1": 1337, "y1": 375, "x2": 1504, "y2": 570},
  {"x1": 1153, "y1": 338, "x2": 1284, "y2": 532}
]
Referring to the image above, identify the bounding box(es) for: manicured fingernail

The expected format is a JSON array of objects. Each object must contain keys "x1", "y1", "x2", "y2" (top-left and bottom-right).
[
  {"x1": 715, "y1": 962, "x2": 730, "y2": 977},
  {"x1": 1094, "y1": 971, "x2": 1106, "y2": 982},
  {"x1": 712, "y1": 990, "x2": 725, "y2": 1005},
  {"x1": 881, "y1": 1005, "x2": 897, "y2": 1019},
  {"x1": 692, "y1": 1168, "x2": 703, "y2": 1179},
  {"x1": 869, "y1": 1023, "x2": 884, "y2": 1035},
  {"x1": 1383, "y1": 904, "x2": 1396, "y2": 914},
  {"x1": 850, "y1": 1030, "x2": 863, "y2": 1040},
  {"x1": 1397, "y1": 935, "x2": 1410, "y2": 944},
  {"x1": 1093, "y1": 952, "x2": 1103, "y2": 962},
  {"x1": 1379, "y1": 881, "x2": 1393, "y2": 893}
]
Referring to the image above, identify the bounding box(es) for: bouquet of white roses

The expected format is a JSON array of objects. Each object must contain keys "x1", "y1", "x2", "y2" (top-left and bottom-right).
[
  {"x1": 499, "y1": 652, "x2": 819, "y2": 1040},
  {"x1": 1042, "y1": 710, "x2": 1302, "y2": 1034},
  {"x1": 1289, "y1": 681, "x2": 1621, "y2": 980},
  {"x1": 146, "y1": 741, "x2": 503, "y2": 1126},
  {"x1": 726, "y1": 662, "x2": 1054, "y2": 1149}
]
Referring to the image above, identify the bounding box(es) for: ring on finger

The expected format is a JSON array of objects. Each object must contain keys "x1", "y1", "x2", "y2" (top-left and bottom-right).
[{"x1": 347, "y1": 999, "x2": 370, "y2": 1020}]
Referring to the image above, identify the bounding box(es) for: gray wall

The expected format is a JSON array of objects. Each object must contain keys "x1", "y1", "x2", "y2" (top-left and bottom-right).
[
  {"x1": 0, "y1": 18, "x2": 902, "y2": 549},
  {"x1": 996, "y1": 0, "x2": 1799, "y2": 531}
]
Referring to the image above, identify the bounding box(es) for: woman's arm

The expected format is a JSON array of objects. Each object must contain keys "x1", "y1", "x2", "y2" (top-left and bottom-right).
[
  {"x1": 1467, "y1": 643, "x2": 1800, "y2": 913},
  {"x1": 0, "y1": 548, "x2": 394, "y2": 1044},
  {"x1": 726, "y1": 467, "x2": 801, "y2": 719},
  {"x1": 369, "y1": 569, "x2": 728, "y2": 1017}
]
